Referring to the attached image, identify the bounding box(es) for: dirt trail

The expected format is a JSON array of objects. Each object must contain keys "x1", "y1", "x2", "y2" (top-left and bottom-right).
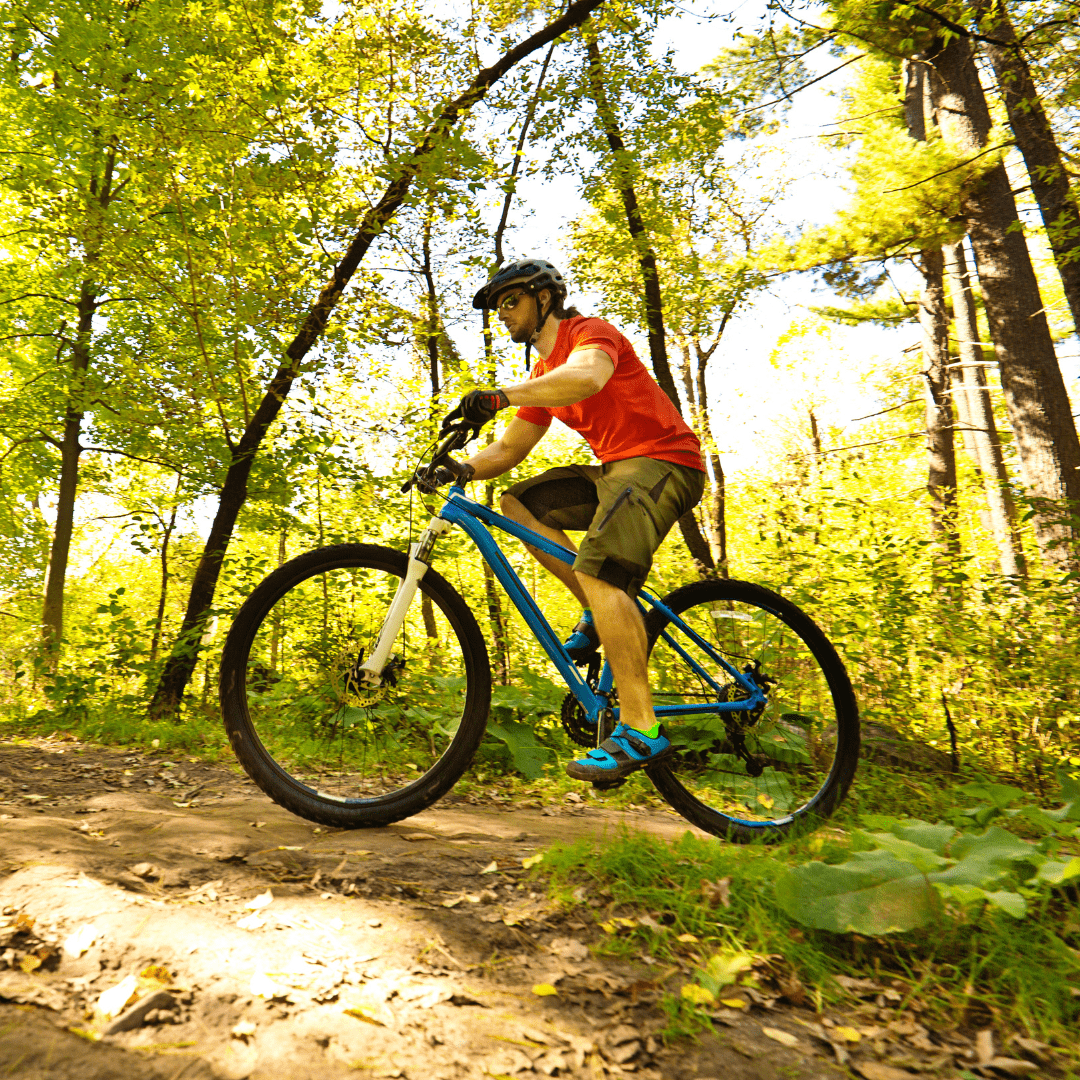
[{"x1": 0, "y1": 737, "x2": 845, "y2": 1080}]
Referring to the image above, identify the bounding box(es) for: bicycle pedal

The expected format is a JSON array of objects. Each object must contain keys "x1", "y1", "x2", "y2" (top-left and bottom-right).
[{"x1": 591, "y1": 777, "x2": 627, "y2": 792}]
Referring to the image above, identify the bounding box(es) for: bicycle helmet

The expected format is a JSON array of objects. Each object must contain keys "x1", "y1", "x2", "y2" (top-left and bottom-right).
[{"x1": 472, "y1": 258, "x2": 567, "y2": 310}]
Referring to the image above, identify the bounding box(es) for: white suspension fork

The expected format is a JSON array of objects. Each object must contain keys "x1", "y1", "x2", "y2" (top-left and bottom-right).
[{"x1": 355, "y1": 516, "x2": 452, "y2": 688}]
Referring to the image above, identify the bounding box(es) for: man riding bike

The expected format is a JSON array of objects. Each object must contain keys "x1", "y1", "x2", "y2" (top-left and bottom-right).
[{"x1": 428, "y1": 258, "x2": 706, "y2": 783}]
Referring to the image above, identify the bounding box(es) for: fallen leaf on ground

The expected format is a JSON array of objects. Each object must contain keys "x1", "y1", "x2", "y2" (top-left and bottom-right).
[
  {"x1": 720, "y1": 998, "x2": 748, "y2": 1010},
  {"x1": 97, "y1": 975, "x2": 139, "y2": 1018},
  {"x1": 532, "y1": 983, "x2": 558, "y2": 997},
  {"x1": 834, "y1": 1026, "x2": 862, "y2": 1043},
  {"x1": 701, "y1": 878, "x2": 732, "y2": 908},
  {"x1": 549, "y1": 938, "x2": 589, "y2": 962},
  {"x1": 521, "y1": 853, "x2": 544, "y2": 869},
  {"x1": 480, "y1": 860, "x2": 499, "y2": 874},
  {"x1": 762, "y1": 1027, "x2": 798, "y2": 1048},
  {"x1": 236, "y1": 913, "x2": 266, "y2": 930},
  {"x1": 344, "y1": 1005, "x2": 385, "y2": 1026},
  {"x1": 63, "y1": 924, "x2": 98, "y2": 958},
  {"x1": 231, "y1": 1020, "x2": 256, "y2": 1040},
  {"x1": 244, "y1": 890, "x2": 274, "y2": 910},
  {"x1": 983, "y1": 1058, "x2": 1039, "y2": 1076},
  {"x1": 853, "y1": 1063, "x2": 913, "y2": 1080},
  {"x1": 681, "y1": 984, "x2": 715, "y2": 1006},
  {"x1": 676, "y1": 933, "x2": 699, "y2": 943}
]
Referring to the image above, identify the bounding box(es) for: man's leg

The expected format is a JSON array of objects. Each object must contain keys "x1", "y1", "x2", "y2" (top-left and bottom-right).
[
  {"x1": 500, "y1": 493, "x2": 590, "y2": 608},
  {"x1": 576, "y1": 572, "x2": 653, "y2": 731}
]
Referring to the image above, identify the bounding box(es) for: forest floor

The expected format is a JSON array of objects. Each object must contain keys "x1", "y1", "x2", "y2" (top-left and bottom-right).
[{"x1": 0, "y1": 735, "x2": 1057, "y2": 1080}]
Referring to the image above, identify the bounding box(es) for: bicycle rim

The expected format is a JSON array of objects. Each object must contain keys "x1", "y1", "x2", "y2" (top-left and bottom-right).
[
  {"x1": 644, "y1": 579, "x2": 859, "y2": 841},
  {"x1": 220, "y1": 544, "x2": 490, "y2": 826}
]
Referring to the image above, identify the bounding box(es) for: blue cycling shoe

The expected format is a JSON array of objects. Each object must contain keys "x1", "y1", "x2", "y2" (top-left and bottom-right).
[
  {"x1": 564, "y1": 609, "x2": 599, "y2": 661},
  {"x1": 565, "y1": 723, "x2": 673, "y2": 781}
]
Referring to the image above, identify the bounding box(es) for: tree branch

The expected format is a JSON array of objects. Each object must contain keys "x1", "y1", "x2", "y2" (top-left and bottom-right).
[{"x1": 882, "y1": 142, "x2": 1013, "y2": 193}]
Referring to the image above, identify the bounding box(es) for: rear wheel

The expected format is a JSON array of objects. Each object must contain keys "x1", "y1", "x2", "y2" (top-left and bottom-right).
[
  {"x1": 643, "y1": 579, "x2": 859, "y2": 842},
  {"x1": 219, "y1": 544, "x2": 491, "y2": 828}
]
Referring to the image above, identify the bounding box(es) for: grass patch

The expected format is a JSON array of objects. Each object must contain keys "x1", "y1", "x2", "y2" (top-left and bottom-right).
[
  {"x1": 536, "y1": 825, "x2": 1080, "y2": 1061},
  {"x1": 0, "y1": 701, "x2": 230, "y2": 761}
]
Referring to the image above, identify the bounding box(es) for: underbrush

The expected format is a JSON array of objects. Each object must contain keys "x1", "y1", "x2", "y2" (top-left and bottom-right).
[
  {"x1": 534, "y1": 779, "x2": 1080, "y2": 1065},
  {"x1": 0, "y1": 700, "x2": 231, "y2": 759}
]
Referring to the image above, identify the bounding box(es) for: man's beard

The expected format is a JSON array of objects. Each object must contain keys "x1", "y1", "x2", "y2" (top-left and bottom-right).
[{"x1": 508, "y1": 323, "x2": 534, "y2": 344}]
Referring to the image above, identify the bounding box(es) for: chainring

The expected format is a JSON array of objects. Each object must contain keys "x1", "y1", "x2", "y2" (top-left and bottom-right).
[{"x1": 560, "y1": 692, "x2": 597, "y2": 748}]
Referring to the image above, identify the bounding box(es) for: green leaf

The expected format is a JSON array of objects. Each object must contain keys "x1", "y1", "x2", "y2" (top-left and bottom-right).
[
  {"x1": 982, "y1": 890, "x2": 1027, "y2": 918},
  {"x1": 889, "y1": 820, "x2": 956, "y2": 855},
  {"x1": 775, "y1": 850, "x2": 938, "y2": 934},
  {"x1": 486, "y1": 719, "x2": 554, "y2": 781},
  {"x1": 859, "y1": 831, "x2": 950, "y2": 874},
  {"x1": 930, "y1": 827, "x2": 1037, "y2": 888},
  {"x1": 1036, "y1": 856, "x2": 1080, "y2": 886},
  {"x1": 958, "y1": 781, "x2": 1026, "y2": 809}
]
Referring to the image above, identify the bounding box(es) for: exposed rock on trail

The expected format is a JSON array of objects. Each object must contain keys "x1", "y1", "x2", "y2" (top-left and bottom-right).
[{"x1": 0, "y1": 737, "x2": 843, "y2": 1079}]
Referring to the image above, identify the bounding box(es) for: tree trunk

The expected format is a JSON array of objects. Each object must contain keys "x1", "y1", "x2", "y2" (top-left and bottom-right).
[
  {"x1": 693, "y1": 331, "x2": 728, "y2": 574},
  {"x1": 41, "y1": 281, "x2": 95, "y2": 650},
  {"x1": 918, "y1": 248, "x2": 960, "y2": 553},
  {"x1": 41, "y1": 148, "x2": 117, "y2": 651},
  {"x1": 973, "y1": 0, "x2": 1080, "y2": 334},
  {"x1": 583, "y1": 32, "x2": 715, "y2": 577},
  {"x1": 149, "y1": 0, "x2": 607, "y2": 718},
  {"x1": 149, "y1": 481, "x2": 181, "y2": 665},
  {"x1": 942, "y1": 240, "x2": 1026, "y2": 576},
  {"x1": 905, "y1": 59, "x2": 959, "y2": 553},
  {"x1": 926, "y1": 36, "x2": 1080, "y2": 568}
]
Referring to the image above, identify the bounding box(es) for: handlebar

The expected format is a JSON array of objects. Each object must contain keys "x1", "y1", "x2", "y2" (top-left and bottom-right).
[{"x1": 399, "y1": 420, "x2": 478, "y2": 494}]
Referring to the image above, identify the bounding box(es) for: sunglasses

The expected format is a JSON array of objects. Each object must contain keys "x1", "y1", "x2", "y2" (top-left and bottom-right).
[{"x1": 496, "y1": 292, "x2": 528, "y2": 312}]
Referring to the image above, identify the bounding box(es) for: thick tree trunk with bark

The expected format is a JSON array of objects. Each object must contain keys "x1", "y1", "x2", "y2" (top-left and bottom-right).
[
  {"x1": 926, "y1": 36, "x2": 1080, "y2": 567},
  {"x1": 905, "y1": 62, "x2": 959, "y2": 552},
  {"x1": 583, "y1": 33, "x2": 715, "y2": 577},
  {"x1": 918, "y1": 248, "x2": 960, "y2": 552},
  {"x1": 942, "y1": 240, "x2": 1026, "y2": 576},
  {"x1": 149, "y1": 0, "x2": 608, "y2": 718},
  {"x1": 973, "y1": 0, "x2": 1080, "y2": 334}
]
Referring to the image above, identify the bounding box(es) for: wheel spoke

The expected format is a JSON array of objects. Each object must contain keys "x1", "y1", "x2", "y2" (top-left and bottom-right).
[
  {"x1": 645, "y1": 581, "x2": 858, "y2": 840},
  {"x1": 220, "y1": 545, "x2": 491, "y2": 827}
]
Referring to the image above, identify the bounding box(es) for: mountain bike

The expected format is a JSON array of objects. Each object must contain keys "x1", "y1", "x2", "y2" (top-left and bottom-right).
[{"x1": 219, "y1": 421, "x2": 859, "y2": 842}]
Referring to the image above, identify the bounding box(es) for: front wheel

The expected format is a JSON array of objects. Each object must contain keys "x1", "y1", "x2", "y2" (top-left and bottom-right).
[
  {"x1": 643, "y1": 579, "x2": 859, "y2": 842},
  {"x1": 219, "y1": 544, "x2": 492, "y2": 828}
]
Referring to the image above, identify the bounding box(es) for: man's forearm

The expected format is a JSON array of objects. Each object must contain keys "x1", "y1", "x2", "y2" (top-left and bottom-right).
[
  {"x1": 465, "y1": 441, "x2": 525, "y2": 482},
  {"x1": 503, "y1": 359, "x2": 606, "y2": 407}
]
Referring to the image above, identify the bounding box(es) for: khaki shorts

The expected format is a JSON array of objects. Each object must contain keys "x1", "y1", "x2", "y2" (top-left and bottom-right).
[{"x1": 503, "y1": 458, "x2": 706, "y2": 595}]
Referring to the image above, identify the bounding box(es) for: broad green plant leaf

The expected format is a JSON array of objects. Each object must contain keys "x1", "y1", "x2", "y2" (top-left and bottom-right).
[
  {"x1": 1036, "y1": 856, "x2": 1080, "y2": 886},
  {"x1": 486, "y1": 718, "x2": 554, "y2": 780},
  {"x1": 889, "y1": 820, "x2": 956, "y2": 855},
  {"x1": 930, "y1": 827, "x2": 1038, "y2": 888},
  {"x1": 857, "y1": 831, "x2": 950, "y2": 874},
  {"x1": 775, "y1": 850, "x2": 939, "y2": 934}
]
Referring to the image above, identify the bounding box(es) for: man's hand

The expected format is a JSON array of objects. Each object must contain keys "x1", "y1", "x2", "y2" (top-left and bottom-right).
[
  {"x1": 414, "y1": 460, "x2": 475, "y2": 494},
  {"x1": 443, "y1": 389, "x2": 510, "y2": 431}
]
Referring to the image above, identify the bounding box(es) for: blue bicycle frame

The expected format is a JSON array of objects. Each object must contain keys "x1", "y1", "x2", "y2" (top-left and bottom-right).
[{"x1": 436, "y1": 485, "x2": 766, "y2": 726}]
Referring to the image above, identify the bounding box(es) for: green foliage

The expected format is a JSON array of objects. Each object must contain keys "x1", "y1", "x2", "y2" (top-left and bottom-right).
[
  {"x1": 778, "y1": 777, "x2": 1080, "y2": 934},
  {"x1": 538, "y1": 802, "x2": 1080, "y2": 1048}
]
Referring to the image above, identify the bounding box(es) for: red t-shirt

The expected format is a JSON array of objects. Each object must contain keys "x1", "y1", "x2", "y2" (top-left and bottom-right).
[{"x1": 515, "y1": 316, "x2": 704, "y2": 471}]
